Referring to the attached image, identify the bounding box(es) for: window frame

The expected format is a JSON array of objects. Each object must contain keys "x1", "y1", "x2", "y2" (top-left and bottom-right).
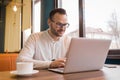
[{"x1": 55, "y1": 0, "x2": 120, "y2": 60}]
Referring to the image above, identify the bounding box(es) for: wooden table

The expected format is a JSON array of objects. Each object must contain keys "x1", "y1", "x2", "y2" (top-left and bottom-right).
[{"x1": 0, "y1": 65, "x2": 120, "y2": 80}]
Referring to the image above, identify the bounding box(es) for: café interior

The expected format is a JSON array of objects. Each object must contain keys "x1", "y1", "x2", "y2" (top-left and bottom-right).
[{"x1": 0, "y1": 0, "x2": 120, "y2": 80}]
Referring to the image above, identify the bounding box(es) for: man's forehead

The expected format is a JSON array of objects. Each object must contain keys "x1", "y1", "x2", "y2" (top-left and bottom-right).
[{"x1": 52, "y1": 14, "x2": 67, "y2": 21}]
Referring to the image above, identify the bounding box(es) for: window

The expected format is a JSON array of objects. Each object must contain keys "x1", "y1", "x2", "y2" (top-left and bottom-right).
[
  {"x1": 32, "y1": 0, "x2": 41, "y2": 33},
  {"x1": 58, "y1": 0, "x2": 79, "y2": 37},
  {"x1": 85, "y1": 0, "x2": 120, "y2": 49},
  {"x1": 57, "y1": 0, "x2": 120, "y2": 56}
]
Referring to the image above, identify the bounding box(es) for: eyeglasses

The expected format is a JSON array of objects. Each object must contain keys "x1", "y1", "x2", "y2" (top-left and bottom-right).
[{"x1": 51, "y1": 20, "x2": 70, "y2": 28}]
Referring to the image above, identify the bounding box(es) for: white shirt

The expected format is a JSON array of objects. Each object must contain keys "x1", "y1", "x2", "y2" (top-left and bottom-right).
[{"x1": 17, "y1": 29, "x2": 71, "y2": 69}]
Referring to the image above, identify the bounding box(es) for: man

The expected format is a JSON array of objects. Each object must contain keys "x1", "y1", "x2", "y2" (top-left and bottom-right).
[{"x1": 17, "y1": 8, "x2": 71, "y2": 69}]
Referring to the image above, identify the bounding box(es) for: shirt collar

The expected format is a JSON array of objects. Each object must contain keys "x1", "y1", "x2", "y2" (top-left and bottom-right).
[{"x1": 45, "y1": 29, "x2": 63, "y2": 43}]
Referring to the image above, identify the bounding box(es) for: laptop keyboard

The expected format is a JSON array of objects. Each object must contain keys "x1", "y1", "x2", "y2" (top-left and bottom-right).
[
  {"x1": 57, "y1": 68, "x2": 64, "y2": 70},
  {"x1": 48, "y1": 68, "x2": 64, "y2": 73}
]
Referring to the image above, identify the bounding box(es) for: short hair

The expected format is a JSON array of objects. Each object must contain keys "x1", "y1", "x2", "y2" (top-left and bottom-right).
[{"x1": 49, "y1": 8, "x2": 67, "y2": 21}]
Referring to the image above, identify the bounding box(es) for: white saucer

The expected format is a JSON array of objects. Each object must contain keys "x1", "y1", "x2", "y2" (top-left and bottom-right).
[{"x1": 10, "y1": 70, "x2": 39, "y2": 76}]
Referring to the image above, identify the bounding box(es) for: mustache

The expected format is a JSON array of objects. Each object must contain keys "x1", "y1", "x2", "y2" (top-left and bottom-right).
[{"x1": 57, "y1": 29, "x2": 65, "y2": 32}]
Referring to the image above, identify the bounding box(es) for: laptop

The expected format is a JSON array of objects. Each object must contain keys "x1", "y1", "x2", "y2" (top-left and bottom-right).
[{"x1": 48, "y1": 38, "x2": 111, "y2": 73}]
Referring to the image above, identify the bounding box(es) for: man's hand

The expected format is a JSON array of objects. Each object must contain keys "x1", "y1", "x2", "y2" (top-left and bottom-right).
[{"x1": 49, "y1": 58, "x2": 66, "y2": 68}]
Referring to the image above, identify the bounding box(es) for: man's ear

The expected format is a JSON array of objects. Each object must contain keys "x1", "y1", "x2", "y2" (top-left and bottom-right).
[{"x1": 47, "y1": 18, "x2": 51, "y2": 26}]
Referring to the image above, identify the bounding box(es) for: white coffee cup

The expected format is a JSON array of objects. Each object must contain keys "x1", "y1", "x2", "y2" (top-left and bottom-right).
[{"x1": 16, "y1": 62, "x2": 33, "y2": 74}]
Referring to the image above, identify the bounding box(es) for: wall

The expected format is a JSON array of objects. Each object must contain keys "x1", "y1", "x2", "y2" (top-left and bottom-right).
[
  {"x1": 0, "y1": 0, "x2": 53, "y2": 52},
  {"x1": 41, "y1": 0, "x2": 55, "y2": 31},
  {"x1": 4, "y1": 0, "x2": 21, "y2": 52},
  {"x1": 4, "y1": 0, "x2": 32, "y2": 52},
  {"x1": 22, "y1": 0, "x2": 31, "y2": 31}
]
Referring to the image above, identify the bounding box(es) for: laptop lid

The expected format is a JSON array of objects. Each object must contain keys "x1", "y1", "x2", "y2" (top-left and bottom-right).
[{"x1": 49, "y1": 38, "x2": 111, "y2": 73}]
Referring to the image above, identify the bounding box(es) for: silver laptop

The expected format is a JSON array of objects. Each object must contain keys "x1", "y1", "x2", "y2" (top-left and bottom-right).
[{"x1": 48, "y1": 38, "x2": 111, "y2": 73}]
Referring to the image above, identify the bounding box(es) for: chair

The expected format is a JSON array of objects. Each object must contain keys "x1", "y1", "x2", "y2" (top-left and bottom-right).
[{"x1": 0, "y1": 53, "x2": 18, "y2": 71}]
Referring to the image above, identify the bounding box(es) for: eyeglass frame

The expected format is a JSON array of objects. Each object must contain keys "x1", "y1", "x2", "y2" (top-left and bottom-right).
[{"x1": 50, "y1": 19, "x2": 70, "y2": 28}]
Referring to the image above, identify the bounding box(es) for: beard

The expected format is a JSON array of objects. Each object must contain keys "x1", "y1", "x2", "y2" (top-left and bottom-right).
[{"x1": 50, "y1": 26, "x2": 65, "y2": 37}]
